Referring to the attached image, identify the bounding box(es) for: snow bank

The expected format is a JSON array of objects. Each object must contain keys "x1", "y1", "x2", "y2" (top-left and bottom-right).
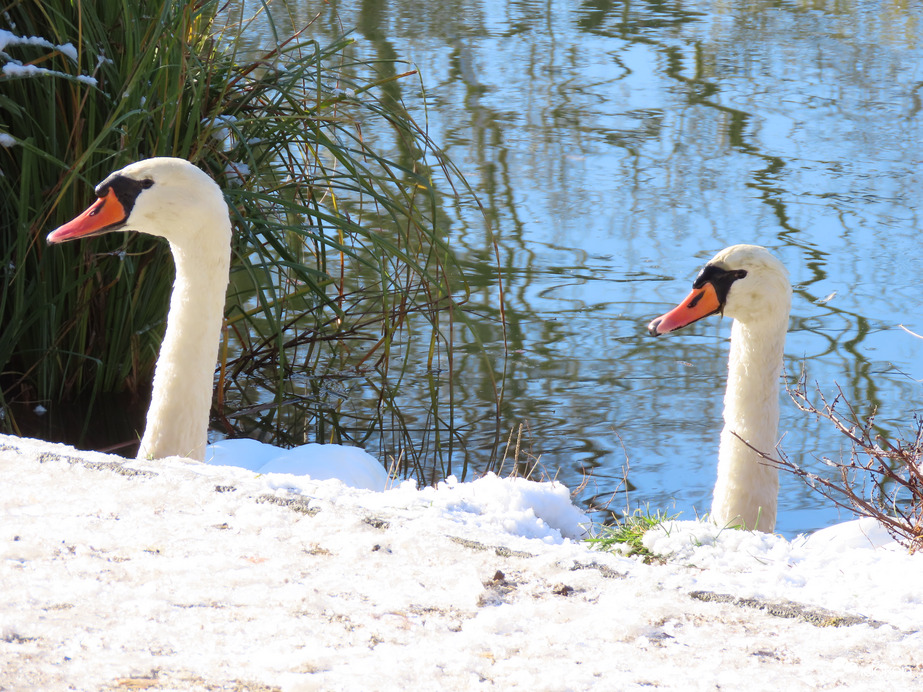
[
  {"x1": 2, "y1": 434, "x2": 921, "y2": 690},
  {"x1": 644, "y1": 520, "x2": 922, "y2": 630}
]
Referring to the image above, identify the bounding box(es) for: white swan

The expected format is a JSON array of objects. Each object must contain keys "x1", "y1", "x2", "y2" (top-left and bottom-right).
[
  {"x1": 648, "y1": 244, "x2": 792, "y2": 533},
  {"x1": 47, "y1": 157, "x2": 388, "y2": 491}
]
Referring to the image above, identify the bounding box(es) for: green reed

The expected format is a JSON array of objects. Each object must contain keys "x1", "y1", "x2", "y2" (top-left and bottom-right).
[{"x1": 0, "y1": 1, "x2": 497, "y2": 478}]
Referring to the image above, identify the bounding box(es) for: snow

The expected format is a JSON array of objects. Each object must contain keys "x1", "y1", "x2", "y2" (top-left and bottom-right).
[
  {"x1": 206, "y1": 114, "x2": 239, "y2": 152},
  {"x1": 0, "y1": 29, "x2": 98, "y2": 86},
  {"x1": 206, "y1": 438, "x2": 390, "y2": 491},
  {"x1": 223, "y1": 161, "x2": 250, "y2": 185},
  {"x1": 1, "y1": 61, "x2": 97, "y2": 86},
  {"x1": 2, "y1": 433, "x2": 922, "y2": 690},
  {"x1": 0, "y1": 30, "x2": 55, "y2": 53},
  {"x1": 1, "y1": 63, "x2": 44, "y2": 78},
  {"x1": 56, "y1": 42, "x2": 78, "y2": 64}
]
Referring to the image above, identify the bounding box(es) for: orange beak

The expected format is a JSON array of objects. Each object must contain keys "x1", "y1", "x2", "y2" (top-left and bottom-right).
[
  {"x1": 647, "y1": 282, "x2": 722, "y2": 336},
  {"x1": 47, "y1": 188, "x2": 128, "y2": 244}
]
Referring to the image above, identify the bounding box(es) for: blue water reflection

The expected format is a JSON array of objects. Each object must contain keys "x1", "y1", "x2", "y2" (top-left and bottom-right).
[{"x1": 233, "y1": 0, "x2": 923, "y2": 537}]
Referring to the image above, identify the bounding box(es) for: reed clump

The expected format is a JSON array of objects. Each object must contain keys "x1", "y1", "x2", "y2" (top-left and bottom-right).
[{"x1": 0, "y1": 1, "x2": 492, "y2": 478}]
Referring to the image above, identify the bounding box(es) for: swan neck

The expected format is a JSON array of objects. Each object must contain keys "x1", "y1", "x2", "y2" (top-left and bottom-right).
[
  {"x1": 136, "y1": 228, "x2": 230, "y2": 461},
  {"x1": 712, "y1": 313, "x2": 788, "y2": 532}
]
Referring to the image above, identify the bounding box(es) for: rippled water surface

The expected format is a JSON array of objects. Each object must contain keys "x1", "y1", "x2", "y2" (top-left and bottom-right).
[{"x1": 235, "y1": 0, "x2": 923, "y2": 537}]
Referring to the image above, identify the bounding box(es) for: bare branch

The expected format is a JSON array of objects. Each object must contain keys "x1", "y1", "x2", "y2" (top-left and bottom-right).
[{"x1": 732, "y1": 372, "x2": 923, "y2": 553}]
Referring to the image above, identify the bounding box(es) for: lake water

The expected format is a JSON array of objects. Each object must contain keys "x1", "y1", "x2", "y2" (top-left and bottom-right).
[{"x1": 229, "y1": 0, "x2": 923, "y2": 537}]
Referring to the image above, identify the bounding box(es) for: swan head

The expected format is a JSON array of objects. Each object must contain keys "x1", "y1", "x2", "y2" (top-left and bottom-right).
[
  {"x1": 46, "y1": 157, "x2": 228, "y2": 246},
  {"x1": 648, "y1": 244, "x2": 791, "y2": 335}
]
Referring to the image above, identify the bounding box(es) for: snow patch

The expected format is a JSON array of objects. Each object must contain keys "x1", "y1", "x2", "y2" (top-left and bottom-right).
[{"x1": 1, "y1": 433, "x2": 922, "y2": 690}]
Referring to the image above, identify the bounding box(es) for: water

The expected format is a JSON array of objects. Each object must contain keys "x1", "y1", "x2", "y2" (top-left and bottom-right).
[{"x1": 227, "y1": 0, "x2": 923, "y2": 538}]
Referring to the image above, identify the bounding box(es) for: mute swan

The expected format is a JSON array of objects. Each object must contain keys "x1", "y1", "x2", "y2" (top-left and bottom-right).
[
  {"x1": 47, "y1": 157, "x2": 388, "y2": 491},
  {"x1": 647, "y1": 244, "x2": 791, "y2": 533}
]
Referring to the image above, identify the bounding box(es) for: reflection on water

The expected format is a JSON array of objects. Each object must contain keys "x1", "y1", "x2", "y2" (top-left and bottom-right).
[{"x1": 231, "y1": 0, "x2": 923, "y2": 537}]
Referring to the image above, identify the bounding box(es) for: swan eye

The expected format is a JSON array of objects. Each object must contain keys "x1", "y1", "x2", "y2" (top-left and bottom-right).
[{"x1": 141, "y1": 179, "x2": 154, "y2": 189}]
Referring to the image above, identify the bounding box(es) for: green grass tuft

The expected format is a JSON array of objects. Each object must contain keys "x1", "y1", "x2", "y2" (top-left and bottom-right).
[{"x1": 586, "y1": 506, "x2": 680, "y2": 562}]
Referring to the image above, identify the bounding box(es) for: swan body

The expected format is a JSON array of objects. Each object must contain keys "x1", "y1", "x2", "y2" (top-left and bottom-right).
[
  {"x1": 48, "y1": 158, "x2": 388, "y2": 491},
  {"x1": 648, "y1": 244, "x2": 792, "y2": 532}
]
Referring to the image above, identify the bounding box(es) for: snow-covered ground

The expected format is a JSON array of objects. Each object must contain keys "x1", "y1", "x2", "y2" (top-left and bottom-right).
[{"x1": 2, "y1": 433, "x2": 921, "y2": 691}]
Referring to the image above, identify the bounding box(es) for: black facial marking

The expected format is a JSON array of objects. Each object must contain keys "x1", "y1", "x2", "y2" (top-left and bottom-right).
[
  {"x1": 692, "y1": 264, "x2": 747, "y2": 310},
  {"x1": 94, "y1": 175, "x2": 155, "y2": 227}
]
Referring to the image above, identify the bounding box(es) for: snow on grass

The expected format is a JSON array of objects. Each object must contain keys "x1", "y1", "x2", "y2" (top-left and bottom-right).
[
  {"x1": 1, "y1": 432, "x2": 921, "y2": 690},
  {"x1": 0, "y1": 30, "x2": 56, "y2": 53},
  {"x1": 0, "y1": 29, "x2": 97, "y2": 86}
]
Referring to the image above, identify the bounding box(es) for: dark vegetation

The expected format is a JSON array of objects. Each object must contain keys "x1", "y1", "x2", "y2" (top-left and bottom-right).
[{"x1": 0, "y1": 0, "x2": 502, "y2": 483}]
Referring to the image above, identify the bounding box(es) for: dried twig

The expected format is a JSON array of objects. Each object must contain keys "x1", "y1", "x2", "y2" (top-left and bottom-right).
[{"x1": 735, "y1": 370, "x2": 923, "y2": 553}]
